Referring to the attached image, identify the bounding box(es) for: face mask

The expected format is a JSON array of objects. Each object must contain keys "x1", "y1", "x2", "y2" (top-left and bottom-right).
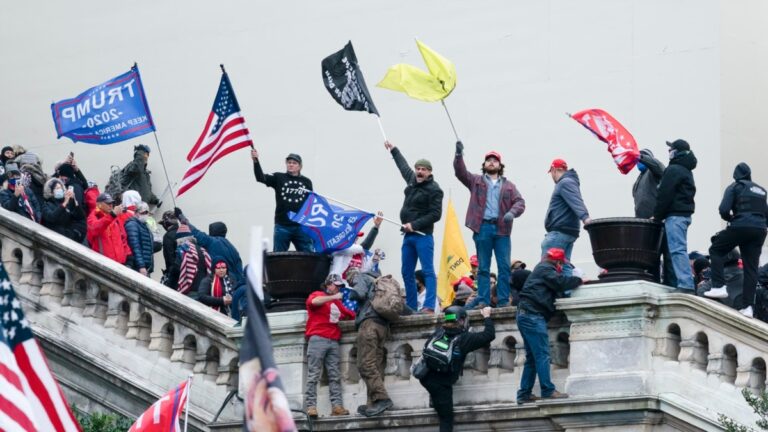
[
  {"x1": 668, "y1": 149, "x2": 677, "y2": 160},
  {"x1": 636, "y1": 162, "x2": 647, "y2": 173},
  {"x1": 53, "y1": 189, "x2": 65, "y2": 199},
  {"x1": 7, "y1": 178, "x2": 16, "y2": 190}
]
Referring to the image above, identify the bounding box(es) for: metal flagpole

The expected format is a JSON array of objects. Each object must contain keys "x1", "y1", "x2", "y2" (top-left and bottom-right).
[
  {"x1": 152, "y1": 131, "x2": 177, "y2": 208},
  {"x1": 183, "y1": 374, "x2": 193, "y2": 432},
  {"x1": 375, "y1": 116, "x2": 388, "y2": 142},
  {"x1": 440, "y1": 99, "x2": 460, "y2": 142}
]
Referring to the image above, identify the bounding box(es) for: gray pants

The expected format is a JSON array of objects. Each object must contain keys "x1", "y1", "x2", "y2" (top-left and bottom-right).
[{"x1": 304, "y1": 335, "x2": 343, "y2": 408}]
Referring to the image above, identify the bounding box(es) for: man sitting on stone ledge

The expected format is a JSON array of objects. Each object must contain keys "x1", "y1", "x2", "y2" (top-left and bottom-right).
[{"x1": 516, "y1": 247, "x2": 583, "y2": 404}]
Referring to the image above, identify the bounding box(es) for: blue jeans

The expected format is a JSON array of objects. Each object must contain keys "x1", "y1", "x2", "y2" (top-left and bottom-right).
[
  {"x1": 664, "y1": 216, "x2": 694, "y2": 289},
  {"x1": 401, "y1": 233, "x2": 436, "y2": 311},
  {"x1": 540, "y1": 231, "x2": 577, "y2": 277},
  {"x1": 472, "y1": 222, "x2": 511, "y2": 306},
  {"x1": 516, "y1": 310, "x2": 556, "y2": 400},
  {"x1": 273, "y1": 224, "x2": 314, "y2": 252}
]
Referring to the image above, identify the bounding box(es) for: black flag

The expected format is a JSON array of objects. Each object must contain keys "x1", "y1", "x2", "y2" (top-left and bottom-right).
[{"x1": 321, "y1": 41, "x2": 379, "y2": 116}]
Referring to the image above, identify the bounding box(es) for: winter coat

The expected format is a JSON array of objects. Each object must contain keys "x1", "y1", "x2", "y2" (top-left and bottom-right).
[
  {"x1": 391, "y1": 147, "x2": 444, "y2": 234},
  {"x1": 87, "y1": 209, "x2": 130, "y2": 264},
  {"x1": 190, "y1": 225, "x2": 244, "y2": 283},
  {"x1": 162, "y1": 226, "x2": 178, "y2": 287},
  {"x1": 348, "y1": 271, "x2": 387, "y2": 329},
  {"x1": 124, "y1": 216, "x2": 155, "y2": 273},
  {"x1": 41, "y1": 179, "x2": 86, "y2": 242},
  {"x1": 518, "y1": 260, "x2": 583, "y2": 321},
  {"x1": 124, "y1": 152, "x2": 159, "y2": 205},
  {"x1": 197, "y1": 272, "x2": 236, "y2": 315},
  {"x1": 18, "y1": 161, "x2": 47, "y2": 205},
  {"x1": 653, "y1": 150, "x2": 697, "y2": 220},
  {"x1": 718, "y1": 163, "x2": 768, "y2": 229},
  {"x1": 453, "y1": 154, "x2": 525, "y2": 235},
  {"x1": 632, "y1": 149, "x2": 665, "y2": 219},
  {"x1": 252, "y1": 160, "x2": 313, "y2": 226},
  {"x1": 0, "y1": 187, "x2": 41, "y2": 222},
  {"x1": 544, "y1": 170, "x2": 590, "y2": 238}
]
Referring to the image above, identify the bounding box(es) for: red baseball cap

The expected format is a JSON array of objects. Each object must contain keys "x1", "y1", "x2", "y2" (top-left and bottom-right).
[
  {"x1": 548, "y1": 158, "x2": 568, "y2": 173},
  {"x1": 546, "y1": 247, "x2": 566, "y2": 261},
  {"x1": 470, "y1": 255, "x2": 478, "y2": 266},
  {"x1": 484, "y1": 151, "x2": 502, "y2": 163}
]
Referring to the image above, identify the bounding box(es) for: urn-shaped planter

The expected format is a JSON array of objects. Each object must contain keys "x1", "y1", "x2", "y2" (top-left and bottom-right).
[
  {"x1": 264, "y1": 252, "x2": 330, "y2": 312},
  {"x1": 584, "y1": 217, "x2": 663, "y2": 283}
]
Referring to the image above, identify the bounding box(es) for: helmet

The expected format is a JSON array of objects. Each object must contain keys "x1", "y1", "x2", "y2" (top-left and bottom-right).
[{"x1": 443, "y1": 305, "x2": 467, "y2": 323}]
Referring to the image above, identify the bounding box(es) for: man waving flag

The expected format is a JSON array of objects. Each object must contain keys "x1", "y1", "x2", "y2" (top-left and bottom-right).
[{"x1": 177, "y1": 66, "x2": 254, "y2": 197}]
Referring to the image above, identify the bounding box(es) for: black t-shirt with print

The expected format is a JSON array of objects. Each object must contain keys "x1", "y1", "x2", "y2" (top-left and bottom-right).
[{"x1": 253, "y1": 161, "x2": 313, "y2": 225}]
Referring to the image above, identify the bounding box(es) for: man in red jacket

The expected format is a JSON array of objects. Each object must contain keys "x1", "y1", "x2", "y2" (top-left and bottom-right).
[
  {"x1": 304, "y1": 274, "x2": 355, "y2": 418},
  {"x1": 86, "y1": 193, "x2": 130, "y2": 264}
]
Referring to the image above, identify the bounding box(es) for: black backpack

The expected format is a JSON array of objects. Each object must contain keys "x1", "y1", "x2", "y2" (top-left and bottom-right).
[{"x1": 423, "y1": 330, "x2": 462, "y2": 374}]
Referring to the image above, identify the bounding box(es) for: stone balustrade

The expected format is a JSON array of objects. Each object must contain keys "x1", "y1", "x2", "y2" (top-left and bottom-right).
[{"x1": 0, "y1": 210, "x2": 242, "y2": 429}]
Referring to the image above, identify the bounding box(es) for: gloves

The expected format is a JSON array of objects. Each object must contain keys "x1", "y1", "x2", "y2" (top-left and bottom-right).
[
  {"x1": 455, "y1": 141, "x2": 464, "y2": 156},
  {"x1": 174, "y1": 207, "x2": 189, "y2": 225},
  {"x1": 503, "y1": 211, "x2": 515, "y2": 223}
]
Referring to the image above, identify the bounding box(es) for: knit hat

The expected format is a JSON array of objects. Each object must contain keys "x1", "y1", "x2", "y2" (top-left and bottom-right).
[
  {"x1": 176, "y1": 224, "x2": 193, "y2": 240},
  {"x1": 57, "y1": 163, "x2": 75, "y2": 178},
  {"x1": 1, "y1": 146, "x2": 13, "y2": 156},
  {"x1": 4, "y1": 163, "x2": 20, "y2": 175},
  {"x1": 414, "y1": 159, "x2": 432, "y2": 171}
]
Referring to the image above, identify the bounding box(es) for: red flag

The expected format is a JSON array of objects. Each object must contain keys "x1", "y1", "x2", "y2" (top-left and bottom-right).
[
  {"x1": 0, "y1": 265, "x2": 81, "y2": 432},
  {"x1": 177, "y1": 70, "x2": 253, "y2": 197},
  {"x1": 128, "y1": 379, "x2": 190, "y2": 432},
  {"x1": 570, "y1": 108, "x2": 640, "y2": 174}
]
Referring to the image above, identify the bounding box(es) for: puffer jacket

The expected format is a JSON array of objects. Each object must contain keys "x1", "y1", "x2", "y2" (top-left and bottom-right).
[
  {"x1": 544, "y1": 170, "x2": 590, "y2": 237},
  {"x1": 87, "y1": 209, "x2": 130, "y2": 264},
  {"x1": 653, "y1": 150, "x2": 697, "y2": 220},
  {"x1": 518, "y1": 260, "x2": 583, "y2": 321},
  {"x1": 390, "y1": 147, "x2": 443, "y2": 234},
  {"x1": 124, "y1": 216, "x2": 154, "y2": 273},
  {"x1": 632, "y1": 149, "x2": 665, "y2": 218}
]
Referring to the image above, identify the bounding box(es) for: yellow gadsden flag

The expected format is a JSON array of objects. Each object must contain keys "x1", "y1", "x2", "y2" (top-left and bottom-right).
[
  {"x1": 437, "y1": 199, "x2": 472, "y2": 307},
  {"x1": 377, "y1": 40, "x2": 456, "y2": 102}
]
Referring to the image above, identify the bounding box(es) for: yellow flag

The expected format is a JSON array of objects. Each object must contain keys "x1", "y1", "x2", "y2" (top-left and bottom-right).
[
  {"x1": 377, "y1": 40, "x2": 456, "y2": 102},
  {"x1": 437, "y1": 199, "x2": 472, "y2": 307}
]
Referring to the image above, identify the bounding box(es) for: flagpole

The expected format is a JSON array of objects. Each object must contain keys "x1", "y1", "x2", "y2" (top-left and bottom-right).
[
  {"x1": 152, "y1": 131, "x2": 177, "y2": 208},
  {"x1": 375, "y1": 116, "x2": 388, "y2": 142},
  {"x1": 440, "y1": 99, "x2": 460, "y2": 142},
  {"x1": 183, "y1": 374, "x2": 193, "y2": 432}
]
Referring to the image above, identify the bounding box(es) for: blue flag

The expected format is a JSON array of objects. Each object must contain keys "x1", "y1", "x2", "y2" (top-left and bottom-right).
[
  {"x1": 288, "y1": 192, "x2": 373, "y2": 253},
  {"x1": 51, "y1": 65, "x2": 155, "y2": 144}
]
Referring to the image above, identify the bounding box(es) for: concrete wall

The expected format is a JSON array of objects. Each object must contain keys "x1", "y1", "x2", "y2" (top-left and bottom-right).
[{"x1": 0, "y1": 0, "x2": 739, "y2": 277}]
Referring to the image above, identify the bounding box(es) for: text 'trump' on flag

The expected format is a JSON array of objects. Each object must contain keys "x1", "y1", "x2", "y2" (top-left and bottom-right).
[{"x1": 177, "y1": 70, "x2": 254, "y2": 197}]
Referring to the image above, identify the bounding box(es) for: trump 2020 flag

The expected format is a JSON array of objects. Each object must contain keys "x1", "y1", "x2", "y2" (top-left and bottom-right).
[
  {"x1": 0, "y1": 264, "x2": 81, "y2": 432},
  {"x1": 288, "y1": 193, "x2": 373, "y2": 253},
  {"x1": 51, "y1": 65, "x2": 155, "y2": 145},
  {"x1": 177, "y1": 69, "x2": 254, "y2": 197},
  {"x1": 322, "y1": 41, "x2": 379, "y2": 116},
  {"x1": 570, "y1": 108, "x2": 640, "y2": 174},
  {"x1": 128, "y1": 379, "x2": 190, "y2": 432}
]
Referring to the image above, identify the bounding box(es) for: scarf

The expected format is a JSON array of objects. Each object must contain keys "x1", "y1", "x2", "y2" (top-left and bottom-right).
[
  {"x1": 177, "y1": 243, "x2": 211, "y2": 295},
  {"x1": 211, "y1": 275, "x2": 224, "y2": 312}
]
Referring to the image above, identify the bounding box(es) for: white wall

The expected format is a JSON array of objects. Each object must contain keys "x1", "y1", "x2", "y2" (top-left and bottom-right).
[{"x1": 0, "y1": 0, "x2": 731, "y2": 278}]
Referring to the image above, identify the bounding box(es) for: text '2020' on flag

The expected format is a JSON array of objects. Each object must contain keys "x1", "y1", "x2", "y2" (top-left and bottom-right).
[
  {"x1": 570, "y1": 108, "x2": 640, "y2": 174},
  {"x1": 322, "y1": 41, "x2": 379, "y2": 116},
  {"x1": 0, "y1": 264, "x2": 81, "y2": 432},
  {"x1": 288, "y1": 192, "x2": 373, "y2": 254},
  {"x1": 437, "y1": 199, "x2": 472, "y2": 307},
  {"x1": 177, "y1": 69, "x2": 254, "y2": 197},
  {"x1": 128, "y1": 379, "x2": 190, "y2": 432},
  {"x1": 51, "y1": 65, "x2": 155, "y2": 145}
]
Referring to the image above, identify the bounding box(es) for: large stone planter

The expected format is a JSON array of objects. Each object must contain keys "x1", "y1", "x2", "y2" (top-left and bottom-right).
[
  {"x1": 584, "y1": 217, "x2": 663, "y2": 282},
  {"x1": 264, "y1": 251, "x2": 330, "y2": 312}
]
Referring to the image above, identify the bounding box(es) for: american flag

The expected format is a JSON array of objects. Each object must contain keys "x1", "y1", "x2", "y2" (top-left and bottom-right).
[
  {"x1": 0, "y1": 265, "x2": 81, "y2": 431},
  {"x1": 177, "y1": 70, "x2": 254, "y2": 197}
]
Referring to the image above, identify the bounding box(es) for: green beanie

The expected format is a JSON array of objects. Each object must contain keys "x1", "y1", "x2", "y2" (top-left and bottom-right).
[{"x1": 414, "y1": 158, "x2": 432, "y2": 171}]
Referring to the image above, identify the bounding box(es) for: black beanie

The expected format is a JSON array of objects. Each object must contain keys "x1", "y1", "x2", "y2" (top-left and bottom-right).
[{"x1": 209, "y1": 222, "x2": 227, "y2": 237}]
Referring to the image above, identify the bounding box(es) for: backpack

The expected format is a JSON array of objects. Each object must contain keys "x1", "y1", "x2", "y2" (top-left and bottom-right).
[
  {"x1": 755, "y1": 285, "x2": 768, "y2": 323},
  {"x1": 423, "y1": 329, "x2": 463, "y2": 374},
  {"x1": 370, "y1": 274, "x2": 404, "y2": 322},
  {"x1": 105, "y1": 164, "x2": 133, "y2": 200}
]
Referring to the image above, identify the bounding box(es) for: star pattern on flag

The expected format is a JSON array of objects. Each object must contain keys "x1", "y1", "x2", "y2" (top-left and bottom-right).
[
  {"x1": 212, "y1": 78, "x2": 239, "y2": 134},
  {"x1": 0, "y1": 272, "x2": 31, "y2": 346}
]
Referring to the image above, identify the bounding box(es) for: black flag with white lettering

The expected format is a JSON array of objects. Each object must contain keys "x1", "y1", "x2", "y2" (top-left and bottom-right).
[{"x1": 321, "y1": 41, "x2": 379, "y2": 116}]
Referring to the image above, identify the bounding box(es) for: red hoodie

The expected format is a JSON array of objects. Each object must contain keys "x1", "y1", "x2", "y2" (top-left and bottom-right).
[{"x1": 305, "y1": 291, "x2": 355, "y2": 341}]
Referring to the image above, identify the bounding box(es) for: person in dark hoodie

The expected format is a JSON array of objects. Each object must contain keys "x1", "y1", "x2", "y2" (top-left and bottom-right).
[
  {"x1": 159, "y1": 211, "x2": 180, "y2": 288},
  {"x1": 632, "y1": 149, "x2": 665, "y2": 218},
  {"x1": 653, "y1": 139, "x2": 697, "y2": 292},
  {"x1": 385, "y1": 140, "x2": 444, "y2": 315},
  {"x1": 124, "y1": 145, "x2": 160, "y2": 206},
  {"x1": 251, "y1": 148, "x2": 314, "y2": 252},
  {"x1": 42, "y1": 178, "x2": 86, "y2": 242},
  {"x1": 0, "y1": 146, "x2": 15, "y2": 182},
  {"x1": 542, "y1": 159, "x2": 591, "y2": 277},
  {"x1": 703, "y1": 162, "x2": 768, "y2": 318},
  {"x1": 0, "y1": 163, "x2": 41, "y2": 223},
  {"x1": 173, "y1": 208, "x2": 244, "y2": 283}
]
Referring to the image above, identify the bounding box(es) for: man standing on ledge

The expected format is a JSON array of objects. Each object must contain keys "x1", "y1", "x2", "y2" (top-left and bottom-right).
[
  {"x1": 454, "y1": 141, "x2": 525, "y2": 309},
  {"x1": 384, "y1": 141, "x2": 443, "y2": 314},
  {"x1": 543, "y1": 158, "x2": 591, "y2": 277},
  {"x1": 251, "y1": 148, "x2": 314, "y2": 252}
]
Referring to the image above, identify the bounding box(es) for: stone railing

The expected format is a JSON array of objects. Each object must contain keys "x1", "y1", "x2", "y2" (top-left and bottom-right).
[{"x1": 0, "y1": 210, "x2": 242, "y2": 430}]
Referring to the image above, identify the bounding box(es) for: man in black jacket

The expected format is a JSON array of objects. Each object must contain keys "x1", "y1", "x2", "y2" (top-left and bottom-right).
[
  {"x1": 516, "y1": 248, "x2": 582, "y2": 404},
  {"x1": 419, "y1": 305, "x2": 495, "y2": 432},
  {"x1": 633, "y1": 149, "x2": 665, "y2": 218},
  {"x1": 384, "y1": 140, "x2": 444, "y2": 314},
  {"x1": 703, "y1": 163, "x2": 768, "y2": 318},
  {"x1": 653, "y1": 139, "x2": 697, "y2": 292},
  {"x1": 251, "y1": 148, "x2": 314, "y2": 252}
]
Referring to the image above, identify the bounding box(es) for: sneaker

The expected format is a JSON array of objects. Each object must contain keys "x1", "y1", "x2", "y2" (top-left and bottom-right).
[
  {"x1": 543, "y1": 390, "x2": 569, "y2": 400},
  {"x1": 516, "y1": 394, "x2": 540, "y2": 405},
  {"x1": 331, "y1": 405, "x2": 349, "y2": 416},
  {"x1": 363, "y1": 398, "x2": 393, "y2": 417},
  {"x1": 703, "y1": 286, "x2": 729, "y2": 299},
  {"x1": 740, "y1": 306, "x2": 754, "y2": 318},
  {"x1": 306, "y1": 407, "x2": 318, "y2": 418}
]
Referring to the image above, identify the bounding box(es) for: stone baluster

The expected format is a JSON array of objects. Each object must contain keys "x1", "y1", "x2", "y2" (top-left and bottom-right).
[
  {"x1": 104, "y1": 292, "x2": 128, "y2": 332},
  {"x1": 193, "y1": 337, "x2": 212, "y2": 375},
  {"x1": 82, "y1": 279, "x2": 103, "y2": 319},
  {"x1": 18, "y1": 246, "x2": 41, "y2": 295},
  {"x1": 170, "y1": 329, "x2": 197, "y2": 368},
  {"x1": 148, "y1": 314, "x2": 173, "y2": 355},
  {"x1": 39, "y1": 256, "x2": 65, "y2": 302},
  {"x1": 1, "y1": 238, "x2": 23, "y2": 281},
  {"x1": 706, "y1": 353, "x2": 725, "y2": 379}
]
